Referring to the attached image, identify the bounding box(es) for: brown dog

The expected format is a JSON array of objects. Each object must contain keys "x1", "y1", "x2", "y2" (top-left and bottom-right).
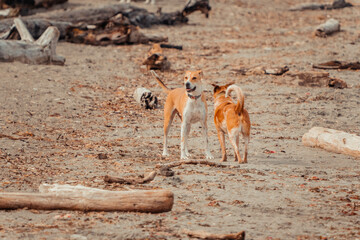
[{"x1": 212, "y1": 83, "x2": 251, "y2": 163}]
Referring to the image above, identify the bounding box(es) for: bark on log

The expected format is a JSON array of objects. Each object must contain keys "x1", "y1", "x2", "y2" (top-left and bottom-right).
[
  {"x1": 182, "y1": 229, "x2": 245, "y2": 240},
  {"x1": 133, "y1": 87, "x2": 158, "y2": 109},
  {"x1": 0, "y1": 18, "x2": 64, "y2": 64},
  {"x1": 313, "y1": 60, "x2": 360, "y2": 70},
  {"x1": 104, "y1": 171, "x2": 157, "y2": 184},
  {"x1": 314, "y1": 18, "x2": 340, "y2": 37},
  {"x1": 0, "y1": 184, "x2": 174, "y2": 213},
  {"x1": 302, "y1": 127, "x2": 360, "y2": 157}
]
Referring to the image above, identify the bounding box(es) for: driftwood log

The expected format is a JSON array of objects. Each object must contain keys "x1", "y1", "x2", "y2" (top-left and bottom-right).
[
  {"x1": 313, "y1": 61, "x2": 360, "y2": 70},
  {"x1": 288, "y1": 71, "x2": 347, "y2": 89},
  {"x1": 302, "y1": 127, "x2": 360, "y2": 157},
  {"x1": 133, "y1": 87, "x2": 158, "y2": 109},
  {"x1": 182, "y1": 229, "x2": 245, "y2": 240},
  {"x1": 314, "y1": 18, "x2": 340, "y2": 37},
  {"x1": 232, "y1": 66, "x2": 289, "y2": 76},
  {"x1": 0, "y1": 18, "x2": 64, "y2": 64},
  {"x1": 104, "y1": 171, "x2": 157, "y2": 184},
  {"x1": 0, "y1": 184, "x2": 174, "y2": 213},
  {"x1": 290, "y1": 0, "x2": 352, "y2": 11}
]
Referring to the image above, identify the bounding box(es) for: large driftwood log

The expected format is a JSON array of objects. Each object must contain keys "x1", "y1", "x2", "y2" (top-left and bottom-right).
[
  {"x1": 302, "y1": 127, "x2": 360, "y2": 157},
  {"x1": 182, "y1": 229, "x2": 245, "y2": 240},
  {"x1": 314, "y1": 18, "x2": 340, "y2": 37},
  {"x1": 290, "y1": 0, "x2": 352, "y2": 11},
  {"x1": 0, "y1": 18, "x2": 64, "y2": 64},
  {"x1": 0, "y1": 184, "x2": 174, "y2": 213}
]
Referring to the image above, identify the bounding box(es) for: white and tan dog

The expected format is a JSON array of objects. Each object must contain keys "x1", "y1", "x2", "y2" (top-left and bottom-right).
[
  {"x1": 120, "y1": 0, "x2": 155, "y2": 4},
  {"x1": 151, "y1": 70, "x2": 213, "y2": 159}
]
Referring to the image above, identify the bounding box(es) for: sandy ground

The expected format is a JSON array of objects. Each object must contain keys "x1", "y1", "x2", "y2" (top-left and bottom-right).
[{"x1": 1, "y1": 0, "x2": 360, "y2": 239}]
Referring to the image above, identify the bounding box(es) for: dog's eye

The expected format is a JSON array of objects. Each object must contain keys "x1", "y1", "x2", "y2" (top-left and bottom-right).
[
  {"x1": 192, "y1": 77, "x2": 197, "y2": 80},
  {"x1": 185, "y1": 77, "x2": 188, "y2": 80}
]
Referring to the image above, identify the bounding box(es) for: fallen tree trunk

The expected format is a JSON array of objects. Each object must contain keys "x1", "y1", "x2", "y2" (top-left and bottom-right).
[
  {"x1": 0, "y1": 184, "x2": 174, "y2": 213},
  {"x1": 0, "y1": 18, "x2": 64, "y2": 64},
  {"x1": 314, "y1": 18, "x2": 340, "y2": 37},
  {"x1": 302, "y1": 127, "x2": 360, "y2": 157},
  {"x1": 104, "y1": 171, "x2": 157, "y2": 184},
  {"x1": 182, "y1": 229, "x2": 245, "y2": 240}
]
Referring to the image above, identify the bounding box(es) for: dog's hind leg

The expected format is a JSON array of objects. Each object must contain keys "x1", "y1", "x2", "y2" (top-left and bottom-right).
[
  {"x1": 216, "y1": 127, "x2": 227, "y2": 162},
  {"x1": 243, "y1": 135, "x2": 249, "y2": 163},
  {"x1": 229, "y1": 128, "x2": 242, "y2": 163},
  {"x1": 163, "y1": 106, "x2": 176, "y2": 157}
]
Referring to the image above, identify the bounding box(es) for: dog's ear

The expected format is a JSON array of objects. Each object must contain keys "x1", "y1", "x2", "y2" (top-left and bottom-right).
[
  {"x1": 225, "y1": 82, "x2": 235, "y2": 88},
  {"x1": 197, "y1": 70, "x2": 203, "y2": 78},
  {"x1": 211, "y1": 84, "x2": 220, "y2": 93}
]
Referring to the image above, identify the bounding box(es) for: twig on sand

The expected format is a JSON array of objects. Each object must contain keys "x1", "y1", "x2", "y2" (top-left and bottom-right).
[
  {"x1": 104, "y1": 171, "x2": 157, "y2": 184},
  {"x1": 182, "y1": 229, "x2": 245, "y2": 240}
]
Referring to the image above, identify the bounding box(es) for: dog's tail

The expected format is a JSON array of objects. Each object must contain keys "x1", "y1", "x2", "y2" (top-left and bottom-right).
[
  {"x1": 225, "y1": 84, "x2": 245, "y2": 115},
  {"x1": 150, "y1": 70, "x2": 170, "y2": 94}
]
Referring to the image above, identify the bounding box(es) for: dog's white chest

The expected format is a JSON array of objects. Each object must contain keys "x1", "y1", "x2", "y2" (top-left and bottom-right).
[{"x1": 183, "y1": 99, "x2": 206, "y2": 124}]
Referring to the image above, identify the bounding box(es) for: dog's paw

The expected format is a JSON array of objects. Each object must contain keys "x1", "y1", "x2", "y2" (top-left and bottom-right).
[
  {"x1": 205, "y1": 153, "x2": 214, "y2": 159},
  {"x1": 162, "y1": 151, "x2": 170, "y2": 157},
  {"x1": 181, "y1": 154, "x2": 189, "y2": 160}
]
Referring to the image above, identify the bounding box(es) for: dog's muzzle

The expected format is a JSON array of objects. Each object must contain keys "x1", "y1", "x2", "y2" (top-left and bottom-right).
[{"x1": 186, "y1": 82, "x2": 196, "y2": 92}]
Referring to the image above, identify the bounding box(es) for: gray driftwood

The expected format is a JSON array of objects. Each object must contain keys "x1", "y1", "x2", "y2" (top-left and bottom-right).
[
  {"x1": 0, "y1": 184, "x2": 174, "y2": 213},
  {"x1": 314, "y1": 18, "x2": 340, "y2": 37},
  {"x1": 0, "y1": 18, "x2": 64, "y2": 65},
  {"x1": 303, "y1": 127, "x2": 360, "y2": 157}
]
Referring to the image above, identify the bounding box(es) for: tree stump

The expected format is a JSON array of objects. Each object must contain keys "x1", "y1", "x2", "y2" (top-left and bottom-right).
[{"x1": 0, "y1": 18, "x2": 64, "y2": 64}]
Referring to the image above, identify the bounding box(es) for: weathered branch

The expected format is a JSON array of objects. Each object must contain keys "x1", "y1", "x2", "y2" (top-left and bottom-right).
[
  {"x1": 313, "y1": 61, "x2": 360, "y2": 70},
  {"x1": 182, "y1": 229, "x2": 245, "y2": 240},
  {"x1": 157, "y1": 160, "x2": 227, "y2": 170},
  {"x1": 289, "y1": 0, "x2": 352, "y2": 11},
  {"x1": 104, "y1": 171, "x2": 157, "y2": 184}
]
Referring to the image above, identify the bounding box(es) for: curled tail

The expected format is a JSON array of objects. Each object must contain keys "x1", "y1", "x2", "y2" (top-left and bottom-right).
[
  {"x1": 225, "y1": 84, "x2": 245, "y2": 115},
  {"x1": 150, "y1": 70, "x2": 170, "y2": 94}
]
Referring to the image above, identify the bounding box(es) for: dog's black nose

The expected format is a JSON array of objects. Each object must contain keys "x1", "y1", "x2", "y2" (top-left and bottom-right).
[{"x1": 185, "y1": 82, "x2": 191, "y2": 89}]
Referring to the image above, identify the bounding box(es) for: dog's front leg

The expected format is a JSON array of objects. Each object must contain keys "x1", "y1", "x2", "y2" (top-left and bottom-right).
[{"x1": 180, "y1": 121, "x2": 189, "y2": 159}]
